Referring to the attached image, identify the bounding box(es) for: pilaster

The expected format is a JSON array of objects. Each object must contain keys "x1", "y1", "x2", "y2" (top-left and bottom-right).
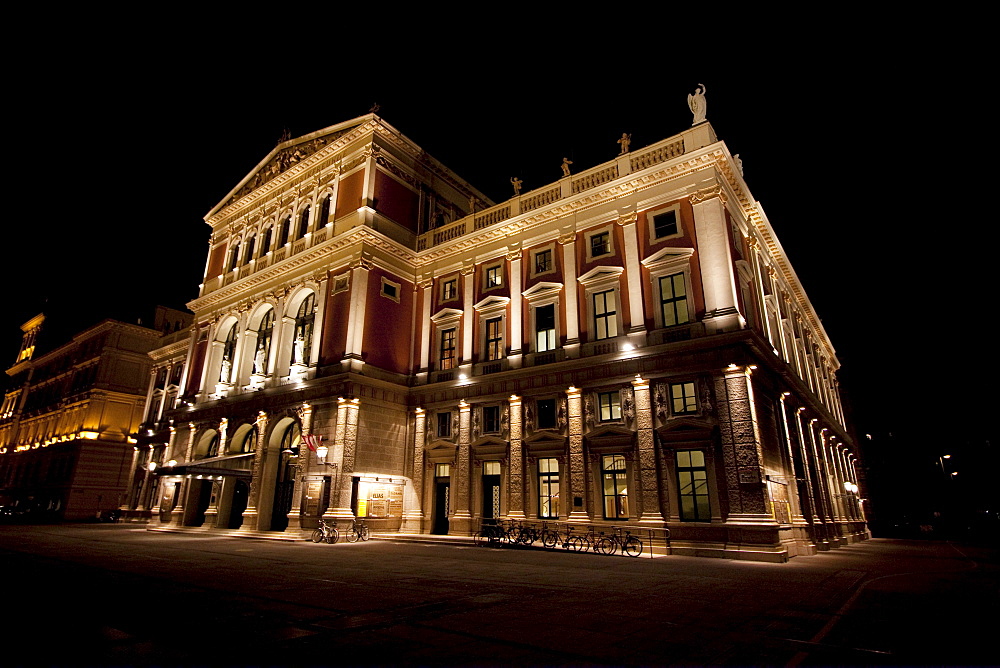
[
  {"x1": 566, "y1": 385, "x2": 589, "y2": 521},
  {"x1": 506, "y1": 395, "x2": 526, "y2": 519},
  {"x1": 632, "y1": 376, "x2": 663, "y2": 524},
  {"x1": 450, "y1": 400, "x2": 473, "y2": 535}
]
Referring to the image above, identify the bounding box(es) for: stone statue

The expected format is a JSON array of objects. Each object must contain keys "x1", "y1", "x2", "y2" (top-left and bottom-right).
[
  {"x1": 733, "y1": 153, "x2": 744, "y2": 176},
  {"x1": 510, "y1": 177, "x2": 523, "y2": 196},
  {"x1": 253, "y1": 343, "x2": 266, "y2": 374},
  {"x1": 220, "y1": 358, "x2": 231, "y2": 383},
  {"x1": 617, "y1": 133, "x2": 632, "y2": 154},
  {"x1": 688, "y1": 84, "x2": 707, "y2": 125},
  {"x1": 293, "y1": 336, "x2": 305, "y2": 365},
  {"x1": 561, "y1": 157, "x2": 573, "y2": 177}
]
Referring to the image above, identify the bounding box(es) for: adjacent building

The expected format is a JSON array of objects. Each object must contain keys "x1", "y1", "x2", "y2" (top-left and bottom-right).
[
  {"x1": 0, "y1": 314, "x2": 161, "y2": 520},
  {"x1": 138, "y1": 108, "x2": 867, "y2": 561}
]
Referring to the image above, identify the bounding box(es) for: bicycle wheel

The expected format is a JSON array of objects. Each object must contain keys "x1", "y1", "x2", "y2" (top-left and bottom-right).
[
  {"x1": 568, "y1": 536, "x2": 586, "y2": 552},
  {"x1": 474, "y1": 531, "x2": 486, "y2": 547},
  {"x1": 325, "y1": 528, "x2": 339, "y2": 544},
  {"x1": 542, "y1": 531, "x2": 559, "y2": 549},
  {"x1": 596, "y1": 537, "x2": 616, "y2": 555},
  {"x1": 311, "y1": 529, "x2": 325, "y2": 543},
  {"x1": 623, "y1": 536, "x2": 643, "y2": 557},
  {"x1": 360, "y1": 525, "x2": 370, "y2": 541},
  {"x1": 347, "y1": 527, "x2": 359, "y2": 543}
]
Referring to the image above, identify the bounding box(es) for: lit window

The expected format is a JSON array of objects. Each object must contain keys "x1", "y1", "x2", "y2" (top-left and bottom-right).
[
  {"x1": 435, "y1": 463, "x2": 450, "y2": 478},
  {"x1": 676, "y1": 450, "x2": 710, "y2": 521},
  {"x1": 593, "y1": 290, "x2": 617, "y2": 340},
  {"x1": 486, "y1": 265, "x2": 503, "y2": 288},
  {"x1": 591, "y1": 232, "x2": 611, "y2": 257},
  {"x1": 439, "y1": 328, "x2": 456, "y2": 370},
  {"x1": 535, "y1": 304, "x2": 556, "y2": 352},
  {"x1": 598, "y1": 391, "x2": 621, "y2": 422},
  {"x1": 602, "y1": 454, "x2": 629, "y2": 519},
  {"x1": 671, "y1": 382, "x2": 697, "y2": 415},
  {"x1": 485, "y1": 317, "x2": 503, "y2": 361},
  {"x1": 659, "y1": 273, "x2": 689, "y2": 327},
  {"x1": 652, "y1": 210, "x2": 678, "y2": 239},
  {"x1": 538, "y1": 458, "x2": 560, "y2": 519}
]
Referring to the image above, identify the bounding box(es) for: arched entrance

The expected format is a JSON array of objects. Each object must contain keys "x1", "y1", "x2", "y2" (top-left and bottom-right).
[{"x1": 270, "y1": 420, "x2": 301, "y2": 531}]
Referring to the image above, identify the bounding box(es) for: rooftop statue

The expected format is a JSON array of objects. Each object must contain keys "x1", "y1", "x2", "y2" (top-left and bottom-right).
[
  {"x1": 561, "y1": 157, "x2": 573, "y2": 177},
  {"x1": 510, "y1": 177, "x2": 523, "y2": 196},
  {"x1": 688, "y1": 83, "x2": 707, "y2": 125},
  {"x1": 618, "y1": 132, "x2": 632, "y2": 154}
]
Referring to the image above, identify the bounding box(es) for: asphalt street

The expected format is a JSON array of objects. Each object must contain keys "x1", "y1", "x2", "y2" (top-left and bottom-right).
[{"x1": 0, "y1": 525, "x2": 995, "y2": 666}]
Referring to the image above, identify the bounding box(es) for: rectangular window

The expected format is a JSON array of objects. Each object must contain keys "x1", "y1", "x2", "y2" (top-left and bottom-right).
[
  {"x1": 602, "y1": 454, "x2": 629, "y2": 519},
  {"x1": 659, "y1": 273, "x2": 689, "y2": 327},
  {"x1": 538, "y1": 458, "x2": 560, "y2": 519},
  {"x1": 537, "y1": 398, "x2": 557, "y2": 430},
  {"x1": 534, "y1": 249, "x2": 552, "y2": 274},
  {"x1": 676, "y1": 450, "x2": 710, "y2": 521},
  {"x1": 535, "y1": 304, "x2": 556, "y2": 352},
  {"x1": 591, "y1": 232, "x2": 610, "y2": 257},
  {"x1": 437, "y1": 412, "x2": 452, "y2": 438},
  {"x1": 439, "y1": 328, "x2": 456, "y2": 370},
  {"x1": 671, "y1": 382, "x2": 697, "y2": 414},
  {"x1": 483, "y1": 461, "x2": 501, "y2": 476},
  {"x1": 593, "y1": 290, "x2": 617, "y2": 340},
  {"x1": 435, "y1": 463, "x2": 451, "y2": 478},
  {"x1": 598, "y1": 391, "x2": 621, "y2": 422},
  {"x1": 653, "y1": 210, "x2": 678, "y2": 239},
  {"x1": 483, "y1": 405, "x2": 501, "y2": 434},
  {"x1": 485, "y1": 318, "x2": 503, "y2": 361},
  {"x1": 485, "y1": 265, "x2": 502, "y2": 288},
  {"x1": 442, "y1": 279, "x2": 457, "y2": 301}
]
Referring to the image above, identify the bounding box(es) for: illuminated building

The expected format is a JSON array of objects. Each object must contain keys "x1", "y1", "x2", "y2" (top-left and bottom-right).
[
  {"x1": 0, "y1": 313, "x2": 161, "y2": 520},
  {"x1": 146, "y1": 110, "x2": 867, "y2": 560}
]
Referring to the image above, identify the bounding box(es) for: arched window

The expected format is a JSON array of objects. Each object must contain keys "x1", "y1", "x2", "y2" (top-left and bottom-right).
[
  {"x1": 297, "y1": 206, "x2": 311, "y2": 239},
  {"x1": 291, "y1": 294, "x2": 315, "y2": 366},
  {"x1": 228, "y1": 243, "x2": 241, "y2": 271},
  {"x1": 220, "y1": 323, "x2": 238, "y2": 383},
  {"x1": 281, "y1": 421, "x2": 302, "y2": 456},
  {"x1": 237, "y1": 425, "x2": 258, "y2": 454},
  {"x1": 243, "y1": 236, "x2": 255, "y2": 264},
  {"x1": 259, "y1": 228, "x2": 272, "y2": 256},
  {"x1": 278, "y1": 216, "x2": 290, "y2": 247},
  {"x1": 318, "y1": 195, "x2": 331, "y2": 228},
  {"x1": 253, "y1": 310, "x2": 274, "y2": 375}
]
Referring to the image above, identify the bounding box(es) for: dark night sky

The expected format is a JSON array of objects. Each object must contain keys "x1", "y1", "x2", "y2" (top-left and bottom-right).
[{"x1": 5, "y1": 16, "x2": 995, "y2": 514}]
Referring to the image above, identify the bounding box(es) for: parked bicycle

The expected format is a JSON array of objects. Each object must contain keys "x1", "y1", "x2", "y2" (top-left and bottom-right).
[
  {"x1": 474, "y1": 518, "x2": 505, "y2": 547},
  {"x1": 311, "y1": 518, "x2": 339, "y2": 544},
  {"x1": 346, "y1": 519, "x2": 370, "y2": 543},
  {"x1": 596, "y1": 526, "x2": 643, "y2": 557}
]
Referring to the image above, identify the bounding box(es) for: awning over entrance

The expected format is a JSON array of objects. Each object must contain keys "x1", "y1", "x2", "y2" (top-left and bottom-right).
[{"x1": 156, "y1": 453, "x2": 254, "y2": 480}]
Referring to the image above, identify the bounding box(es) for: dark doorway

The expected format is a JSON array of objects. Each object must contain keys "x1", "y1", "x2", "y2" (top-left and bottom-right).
[
  {"x1": 192, "y1": 480, "x2": 213, "y2": 526},
  {"x1": 228, "y1": 480, "x2": 249, "y2": 529},
  {"x1": 432, "y1": 479, "x2": 450, "y2": 534},
  {"x1": 271, "y1": 461, "x2": 295, "y2": 531}
]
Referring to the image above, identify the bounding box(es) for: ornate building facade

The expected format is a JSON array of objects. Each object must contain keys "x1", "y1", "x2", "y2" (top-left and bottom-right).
[
  {"x1": 139, "y1": 109, "x2": 867, "y2": 561},
  {"x1": 0, "y1": 314, "x2": 160, "y2": 520}
]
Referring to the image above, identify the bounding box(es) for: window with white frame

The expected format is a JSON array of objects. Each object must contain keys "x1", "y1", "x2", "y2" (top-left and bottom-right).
[
  {"x1": 589, "y1": 230, "x2": 611, "y2": 258},
  {"x1": 602, "y1": 454, "x2": 629, "y2": 519},
  {"x1": 381, "y1": 276, "x2": 401, "y2": 302},
  {"x1": 642, "y1": 247, "x2": 694, "y2": 330},
  {"x1": 441, "y1": 278, "x2": 457, "y2": 302},
  {"x1": 535, "y1": 304, "x2": 556, "y2": 352},
  {"x1": 437, "y1": 411, "x2": 452, "y2": 438},
  {"x1": 649, "y1": 204, "x2": 682, "y2": 242},
  {"x1": 484, "y1": 264, "x2": 503, "y2": 289},
  {"x1": 531, "y1": 245, "x2": 556, "y2": 278},
  {"x1": 485, "y1": 317, "x2": 503, "y2": 361},
  {"x1": 578, "y1": 266, "x2": 624, "y2": 344},
  {"x1": 538, "y1": 458, "x2": 560, "y2": 519},
  {"x1": 676, "y1": 450, "x2": 710, "y2": 521},
  {"x1": 523, "y1": 282, "x2": 562, "y2": 355},
  {"x1": 439, "y1": 328, "x2": 456, "y2": 370},
  {"x1": 593, "y1": 289, "x2": 617, "y2": 340},
  {"x1": 483, "y1": 405, "x2": 501, "y2": 434}
]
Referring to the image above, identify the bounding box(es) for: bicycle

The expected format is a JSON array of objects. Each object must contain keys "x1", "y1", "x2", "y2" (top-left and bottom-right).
[
  {"x1": 596, "y1": 526, "x2": 643, "y2": 557},
  {"x1": 474, "y1": 518, "x2": 505, "y2": 547},
  {"x1": 566, "y1": 525, "x2": 598, "y2": 552},
  {"x1": 311, "y1": 518, "x2": 339, "y2": 544},
  {"x1": 345, "y1": 519, "x2": 370, "y2": 543}
]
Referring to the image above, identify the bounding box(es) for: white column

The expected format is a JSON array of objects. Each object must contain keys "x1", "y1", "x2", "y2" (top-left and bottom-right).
[
  {"x1": 461, "y1": 265, "x2": 475, "y2": 369},
  {"x1": 342, "y1": 259, "x2": 371, "y2": 372},
  {"x1": 559, "y1": 232, "x2": 580, "y2": 357},
  {"x1": 691, "y1": 188, "x2": 742, "y2": 333},
  {"x1": 508, "y1": 248, "x2": 523, "y2": 367},
  {"x1": 418, "y1": 279, "x2": 433, "y2": 374},
  {"x1": 617, "y1": 211, "x2": 646, "y2": 343},
  {"x1": 309, "y1": 275, "x2": 328, "y2": 369}
]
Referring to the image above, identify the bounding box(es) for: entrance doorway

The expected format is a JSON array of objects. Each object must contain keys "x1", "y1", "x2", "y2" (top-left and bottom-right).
[
  {"x1": 432, "y1": 463, "x2": 450, "y2": 535},
  {"x1": 481, "y1": 461, "x2": 501, "y2": 520},
  {"x1": 228, "y1": 480, "x2": 249, "y2": 528},
  {"x1": 192, "y1": 480, "x2": 213, "y2": 526}
]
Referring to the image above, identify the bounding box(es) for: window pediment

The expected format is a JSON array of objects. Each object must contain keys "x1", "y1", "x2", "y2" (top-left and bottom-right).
[
  {"x1": 641, "y1": 247, "x2": 695, "y2": 272},
  {"x1": 522, "y1": 281, "x2": 563, "y2": 302},
  {"x1": 578, "y1": 266, "x2": 624, "y2": 287},
  {"x1": 473, "y1": 296, "x2": 510, "y2": 313},
  {"x1": 657, "y1": 417, "x2": 715, "y2": 444},
  {"x1": 430, "y1": 308, "x2": 463, "y2": 323},
  {"x1": 586, "y1": 424, "x2": 634, "y2": 447}
]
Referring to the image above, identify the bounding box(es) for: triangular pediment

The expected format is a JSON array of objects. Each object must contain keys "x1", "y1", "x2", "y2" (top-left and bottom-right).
[
  {"x1": 522, "y1": 281, "x2": 563, "y2": 301},
  {"x1": 578, "y1": 266, "x2": 624, "y2": 286},
  {"x1": 473, "y1": 295, "x2": 510, "y2": 312},
  {"x1": 430, "y1": 308, "x2": 463, "y2": 323},
  {"x1": 641, "y1": 247, "x2": 695, "y2": 270},
  {"x1": 657, "y1": 417, "x2": 715, "y2": 445},
  {"x1": 586, "y1": 424, "x2": 635, "y2": 449}
]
